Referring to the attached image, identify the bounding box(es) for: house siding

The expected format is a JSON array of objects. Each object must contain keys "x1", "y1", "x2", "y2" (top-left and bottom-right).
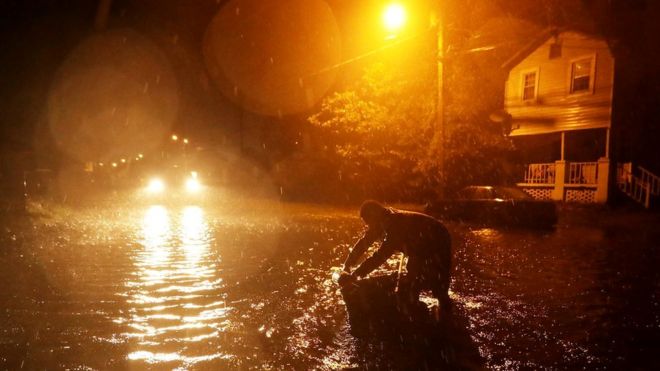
[{"x1": 505, "y1": 32, "x2": 614, "y2": 136}]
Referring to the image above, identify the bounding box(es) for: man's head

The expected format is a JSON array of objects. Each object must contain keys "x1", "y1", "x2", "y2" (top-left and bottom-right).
[{"x1": 359, "y1": 200, "x2": 391, "y2": 227}]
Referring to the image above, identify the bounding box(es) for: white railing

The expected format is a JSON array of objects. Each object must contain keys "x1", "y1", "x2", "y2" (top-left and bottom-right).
[
  {"x1": 629, "y1": 175, "x2": 651, "y2": 208},
  {"x1": 617, "y1": 163, "x2": 658, "y2": 208},
  {"x1": 639, "y1": 166, "x2": 660, "y2": 196},
  {"x1": 523, "y1": 163, "x2": 555, "y2": 184},
  {"x1": 617, "y1": 162, "x2": 632, "y2": 193},
  {"x1": 567, "y1": 162, "x2": 598, "y2": 185}
]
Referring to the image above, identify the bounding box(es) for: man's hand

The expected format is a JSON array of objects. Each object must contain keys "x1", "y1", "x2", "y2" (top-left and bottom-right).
[{"x1": 337, "y1": 272, "x2": 356, "y2": 287}]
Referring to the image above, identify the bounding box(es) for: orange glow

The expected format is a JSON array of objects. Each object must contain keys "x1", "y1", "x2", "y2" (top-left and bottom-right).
[
  {"x1": 171, "y1": 134, "x2": 178, "y2": 141},
  {"x1": 147, "y1": 178, "x2": 165, "y2": 193},
  {"x1": 183, "y1": 138, "x2": 189, "y2": 144},
  {"x1": 124, "y1": 206, "x2": 225, "y2": 366},
  {"x1": 383, "y1": 3, "x2": 407, "y2": 33},
  {"x1": 185, "y1": 177, "x2": 201, "y2": 193}
]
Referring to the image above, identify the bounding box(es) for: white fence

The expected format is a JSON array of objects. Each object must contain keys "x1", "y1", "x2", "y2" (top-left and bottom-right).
[
  {"x1": 567, "y1": 162, "x2": 598, "y2": 185},
  {"x1": 520, "y1": 160, "x2": 606, "y2": 203},
  {"x1": 523, "y1": 163, "x2": 555, "y2": 184},
  {"x1": 618, "y1": 163, "x2": 660, "y2": 208}
]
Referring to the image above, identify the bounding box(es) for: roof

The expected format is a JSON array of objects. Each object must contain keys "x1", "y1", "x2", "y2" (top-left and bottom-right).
[
  {"x1": 501, "y1": 27, "x2": 611, "y2": 71},
  {"x1": 501, "y1": 28, "x2": 560, "y2": 71}
]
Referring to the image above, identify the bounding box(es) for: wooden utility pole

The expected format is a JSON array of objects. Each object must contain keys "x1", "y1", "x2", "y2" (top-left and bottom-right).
[
  {"x1": 94, "y1": 0, "x2": 112, "y2": 31},
  {"x1": 432, "y1": 6, "x2": 445, "y2": 198}
]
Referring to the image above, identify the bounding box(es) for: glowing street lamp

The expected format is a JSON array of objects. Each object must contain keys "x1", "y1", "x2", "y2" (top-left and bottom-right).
[
  {"x1": 171, "y1": 134, "x2": 178, "y2": 141},
  {"x1": 383, "y1": 3, "x2": 407, "y2": 34},
  {"x1": 379, "y1": 2, "x2": 445, "y2": 196},
  {"x1": 183, "y1": 138, "x2": 189, "y2": 144}
]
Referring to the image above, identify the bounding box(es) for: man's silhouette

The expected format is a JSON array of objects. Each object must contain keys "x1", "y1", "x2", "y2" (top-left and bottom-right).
[{"x1": 339, "y1": 200, "x2": 452, "y2": 309}]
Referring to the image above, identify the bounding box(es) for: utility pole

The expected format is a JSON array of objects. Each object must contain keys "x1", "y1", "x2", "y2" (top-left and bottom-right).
[
  {"x1": 432, "y1": 6, "x2": 445, "y2": 198},
  {"x1": 94, "y1": 0, "x2": 112, "y2": 31}
]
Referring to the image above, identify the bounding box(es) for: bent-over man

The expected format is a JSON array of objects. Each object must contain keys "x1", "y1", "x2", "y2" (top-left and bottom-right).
[{"x1": 339, "y1": 200, "x2": 452, "y2": 308}]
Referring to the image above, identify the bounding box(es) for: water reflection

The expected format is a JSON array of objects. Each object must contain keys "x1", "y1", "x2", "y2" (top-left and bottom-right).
[{"x1": 122, "y1": 206, "x2": 229, "y2": 367}]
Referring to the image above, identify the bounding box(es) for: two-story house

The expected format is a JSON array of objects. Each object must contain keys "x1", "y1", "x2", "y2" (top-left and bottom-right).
[{"x1": 502, "y1": 29, "x2": 614, "y2": 203}]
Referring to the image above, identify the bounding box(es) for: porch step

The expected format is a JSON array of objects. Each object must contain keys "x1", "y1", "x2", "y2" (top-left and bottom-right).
[{"x1": 617, "y1": 163, "x2": 660, "y2": 209}]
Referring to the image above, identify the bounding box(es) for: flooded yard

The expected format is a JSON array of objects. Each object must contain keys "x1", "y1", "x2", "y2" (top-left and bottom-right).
[{"x1": 0, "y1": 199, "x2": 658, "y2": 369}]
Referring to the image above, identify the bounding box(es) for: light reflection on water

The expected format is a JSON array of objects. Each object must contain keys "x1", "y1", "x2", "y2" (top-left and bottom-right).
[
  {"x1": 123, "y1": 206, "x2": 229, "y2": 367},
  {"x1": 2, "y1": 204, "x2": 657, "y2": 370}
]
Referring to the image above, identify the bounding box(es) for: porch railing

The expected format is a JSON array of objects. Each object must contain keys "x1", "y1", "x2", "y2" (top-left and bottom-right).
[
  {"x1": 567, "y1": 162, "x2": 598, "y2": 185},
  {"x1": 521, "y1": 160, "x2": 609, "y2": 203},
  {"x1": 639, "y1": 166, "x2": 660, "y2": 197},
  {"x1": 523, "y1": 163, "x2": 555, "y2": 184}
]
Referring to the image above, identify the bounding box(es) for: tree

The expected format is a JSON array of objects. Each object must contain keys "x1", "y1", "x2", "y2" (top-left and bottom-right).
[{"x1": 307, "y1": 62, "x2": 436, "y2": 201}]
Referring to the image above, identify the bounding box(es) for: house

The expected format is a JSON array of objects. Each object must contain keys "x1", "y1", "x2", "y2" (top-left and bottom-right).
[{"x1": 502, "y1": 29, "x2": 615, "y2": 204}]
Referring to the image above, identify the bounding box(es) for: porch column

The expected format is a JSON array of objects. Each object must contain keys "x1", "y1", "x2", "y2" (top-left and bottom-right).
[
  {"x1": 552, "y1": 160, "x2": 566, "y2": 201},
  {"x1": 595, "y1": 157, "x2": 610, "y2": 203}
]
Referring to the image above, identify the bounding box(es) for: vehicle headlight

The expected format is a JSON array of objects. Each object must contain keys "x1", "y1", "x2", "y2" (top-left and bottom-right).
[
  {"x1": 185, "y1": 177, "x2": 201, "y2": 193},
  {"x1": 147, "y1": 178, "x2": 165, "y2": 193}
]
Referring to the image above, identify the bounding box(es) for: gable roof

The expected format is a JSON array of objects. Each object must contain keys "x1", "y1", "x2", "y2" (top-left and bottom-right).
[
  {"x1": 501, "y1": 27, "x2": 610, "y2": 71},
  {"x1": 501, "y1": 28, "x2": 559, "y2": 71}
]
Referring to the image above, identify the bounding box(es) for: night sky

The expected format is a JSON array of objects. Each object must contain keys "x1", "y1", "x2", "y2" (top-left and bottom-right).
[{"x1": 1, "y1": 0, "x2": 659, "y2": 170}]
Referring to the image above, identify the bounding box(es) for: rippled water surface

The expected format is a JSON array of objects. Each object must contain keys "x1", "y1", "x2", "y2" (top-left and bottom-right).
[{"x1": 0, "y1": 201, "x2": 658, "y2": 369}]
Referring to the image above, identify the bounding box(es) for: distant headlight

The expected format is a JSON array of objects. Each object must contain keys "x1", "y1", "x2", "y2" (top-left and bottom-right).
[
  {"x1": 147, "y1": 178, "x2": 165, "y2": 193},
  {"x1": 185, "y1": 177, "x2": 201, "y2": 193}
]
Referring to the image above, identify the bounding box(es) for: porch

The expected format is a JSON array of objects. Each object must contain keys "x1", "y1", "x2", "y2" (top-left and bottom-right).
[{"x1": 517, "y1": 159, "x2": 609, "y2": 203}]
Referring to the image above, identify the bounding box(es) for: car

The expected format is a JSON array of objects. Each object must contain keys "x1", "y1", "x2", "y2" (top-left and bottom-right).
[
  {"x1": 140, "y1": 167, "x2": 205, "y2": 203},
  {"x1": 425, "y1": 185, "x2": 557, "y2": 228}
]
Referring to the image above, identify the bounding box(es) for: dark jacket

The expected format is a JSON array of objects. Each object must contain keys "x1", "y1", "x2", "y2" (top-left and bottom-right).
[{"x1": 345, "y1": 209, "x2": 451, "y2": 278}]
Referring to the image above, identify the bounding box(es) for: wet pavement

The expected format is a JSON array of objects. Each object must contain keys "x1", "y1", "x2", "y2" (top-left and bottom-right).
[{"x1": 0, "y1": 198, "x2": 658, "y2": 370}]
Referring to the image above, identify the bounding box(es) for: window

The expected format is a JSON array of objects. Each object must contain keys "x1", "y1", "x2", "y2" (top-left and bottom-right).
[
  {"x1": 571, "y1": 57, "x2": 593, "y2": 93},
  {"x1": 522, "y1": 71, "x2": 537, "y2": 101}
]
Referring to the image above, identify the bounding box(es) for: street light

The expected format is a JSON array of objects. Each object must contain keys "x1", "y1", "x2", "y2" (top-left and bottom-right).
[
  {"x1": 381, "y1": 2, "x2": 445, "y2": 197},
  {"x1": 171, "y1": 134, "x2": 178, "y2": 141},
  {"x1": 383, "y1": 3, "x2": 407, "y2": 34}
]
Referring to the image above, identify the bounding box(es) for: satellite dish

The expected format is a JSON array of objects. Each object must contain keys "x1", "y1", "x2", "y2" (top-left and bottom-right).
[
  {"x1": 489, "y1": 110, "x2": 516, "y2": 135},
  {"x1": 489, "y1": 110, "x2": 511, "y2": 123}
]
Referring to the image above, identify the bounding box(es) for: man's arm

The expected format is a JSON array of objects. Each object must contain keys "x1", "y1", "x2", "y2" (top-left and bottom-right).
[
  {"x1": 343, "y1": 228, "x2": 380, "y2": 271},
  {"x1": 352, "y1": 238, "x2": 397, "y2": 278}
]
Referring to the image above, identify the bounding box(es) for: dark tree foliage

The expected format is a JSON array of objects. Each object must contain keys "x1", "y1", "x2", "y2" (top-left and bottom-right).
[{"x1": 303, "y1": 62, "x2": 436, "y2": 202}]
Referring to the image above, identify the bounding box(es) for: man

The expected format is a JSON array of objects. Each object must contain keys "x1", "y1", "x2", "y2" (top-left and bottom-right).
[{"x1": 339, "y1": 200, "x2": 452, "y2": 308}]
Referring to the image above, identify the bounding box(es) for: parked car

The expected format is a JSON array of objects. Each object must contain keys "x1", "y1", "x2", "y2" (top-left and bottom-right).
[{"x1": 425, "y1": 186, "x2": 557, "y2": 228}]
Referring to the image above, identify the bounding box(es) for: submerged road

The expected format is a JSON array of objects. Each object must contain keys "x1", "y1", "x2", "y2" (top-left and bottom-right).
[{"x1": 0, "y1": 198, "x2": 658, "y2": 369}]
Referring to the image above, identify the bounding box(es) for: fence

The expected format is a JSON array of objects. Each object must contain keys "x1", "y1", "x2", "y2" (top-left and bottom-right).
[
  {"x1": 523, "y1": 163, "x2": 555, "y2": 184},
  {"x1": 519, "y1": 160, "x2": 605, "y2": 203},
  {"x1": 567, "y1": 162, "x2": 598, "y2": 185}
]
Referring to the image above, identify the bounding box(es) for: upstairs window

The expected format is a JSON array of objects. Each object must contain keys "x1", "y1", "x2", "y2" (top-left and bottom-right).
[
  {"x1": 521, "y1": 70, "x2": 538, "y2": 101},
  {"x1": 571, "y1": 57, "x2": 593, "y2": 93}
]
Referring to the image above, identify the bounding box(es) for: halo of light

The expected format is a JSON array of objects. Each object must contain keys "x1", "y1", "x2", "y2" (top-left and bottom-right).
[
  {"x1": 147, "y1": 178, "x2": 165, "y2": 193},
  {"x1": 185, "y1": 177, "x2": 201, "y2": 193},
  {"x1": 203, "y1": 0, "x2": 341, "y2": 116},
  {"x1": 48, "y1": 29, "x2": 178, "y2": 162},
  {"x1": 383, "y1": 3, "x2": 407, "y2": 32}
]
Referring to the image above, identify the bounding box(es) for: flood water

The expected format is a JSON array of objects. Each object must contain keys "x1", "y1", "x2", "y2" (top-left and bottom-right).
[{"x1": 0, "y1": 200, "x2": 658, "y2": 370}]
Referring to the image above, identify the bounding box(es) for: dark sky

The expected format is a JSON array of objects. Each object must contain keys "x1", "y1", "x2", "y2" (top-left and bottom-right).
[
  {"x1": 0, "y1": 0, "x2": 379, "y2": 161},
  {"x1": 1, "y1": 0, "x2": 659, "y2": 168}
]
